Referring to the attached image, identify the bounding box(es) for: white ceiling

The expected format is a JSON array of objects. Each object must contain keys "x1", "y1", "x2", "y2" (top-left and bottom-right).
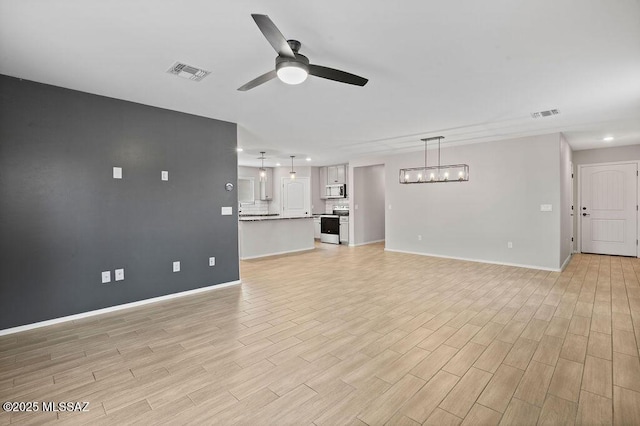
[{"x1": 1, "y1": 0, "x2": 639, "y2": 167}]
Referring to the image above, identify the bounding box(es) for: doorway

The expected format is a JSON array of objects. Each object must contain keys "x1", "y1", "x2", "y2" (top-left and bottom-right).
[
  {"x1": 579, "y1": 162, "x2": 637, "y2": 256},
  {"x1": 352, "y1": 164, "x2": 385, "y2": 246}
]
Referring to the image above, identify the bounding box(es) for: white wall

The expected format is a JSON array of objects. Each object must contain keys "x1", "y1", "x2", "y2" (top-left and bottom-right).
[
  {"x1": 353, "y1": 164, "x2": 385, "y2": 245},
  {"x1": 384, "y1": 133, "x2": 563, "y2": 270},
  {"x1": 559, "y1": 134, "x2": 573, "y2": 266},
  {"x1": 573, "y1": 144, "x2": 640, "y2": 165},
  {"x1": 310, "y1": 167, "x2": 324, "y2": 214}
]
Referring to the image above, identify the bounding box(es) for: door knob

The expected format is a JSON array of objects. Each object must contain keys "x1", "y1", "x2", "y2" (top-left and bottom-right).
[{"x1": 582, "y1": 213, "x2": 590, "y2": 216}]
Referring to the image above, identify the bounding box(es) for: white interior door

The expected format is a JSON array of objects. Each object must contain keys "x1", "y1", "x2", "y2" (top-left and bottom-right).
[
  {"x1": 580, "y1": 163, "x2": 637, "y2": 256},
  {"x1": 282, "y1": 177, "x2": 310, "y2": 217}
]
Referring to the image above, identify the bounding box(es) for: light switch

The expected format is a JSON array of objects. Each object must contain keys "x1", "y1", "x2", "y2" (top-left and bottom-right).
[
  {"x1": 113, "y1": 167, "x2": 122, "y2": 179},
  {"x1": 221, "y1": 206, "x2": 233, "y2": 216},
  {"x1": 115, "y1": 268, "x2": 124, "y2": 281},
  {"x1": 540, "y1": 204, "x2": 553, "y2": 212},
  {"x1": 209, "y1": 257, "x2": 216, "y2": 266},
  {"x1": 161, "y1": 171, "x2": 169, "y2": 181},
  {"x1": 101, "y1": 271, "x2": 111, "y2": 284},
  {"x1": 173, "y1": 261, "x2": 181, "y2": 272}
]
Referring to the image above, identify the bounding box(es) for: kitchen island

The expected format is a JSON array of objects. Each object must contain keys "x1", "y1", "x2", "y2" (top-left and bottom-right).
[{"x1": 238, "y1": 215, "x2": 315, "y2": 260}]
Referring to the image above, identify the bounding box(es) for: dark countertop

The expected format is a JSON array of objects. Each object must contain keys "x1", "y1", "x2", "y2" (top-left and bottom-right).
[{"x1": 239, "y1": 215, "x2": 314, "y2": 222}]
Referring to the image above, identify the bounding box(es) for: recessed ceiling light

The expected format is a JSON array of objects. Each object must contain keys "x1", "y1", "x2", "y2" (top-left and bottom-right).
[
  {"x1": 603, "y1": 136, "x2": 614, "y2": 142},
  {"x1": 306, "y1": 157, "x2": 311, "y2": 162},
  {"x1": 276, "y1": 163, "x2": 281, "y2": 166},
  {"x1": 236, "y1": 148, "x2": 243, "y2": 152}
]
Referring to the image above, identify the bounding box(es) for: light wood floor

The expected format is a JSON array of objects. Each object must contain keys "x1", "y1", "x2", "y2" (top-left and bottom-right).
[{"x1": 2, "y1": 243, "x2": 640, "y2": 425}]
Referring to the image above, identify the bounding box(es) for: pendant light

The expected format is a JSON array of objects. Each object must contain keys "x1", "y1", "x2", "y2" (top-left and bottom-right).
[
  {"x1": 259, "y1": 151, "x2": 267, "y2": 182},
  {"x1": 289, "y1": 155, "x2": 296, "y2": 179},
  {"x1": 399, "y1": 136, "x2": 469, "y2": 184}
]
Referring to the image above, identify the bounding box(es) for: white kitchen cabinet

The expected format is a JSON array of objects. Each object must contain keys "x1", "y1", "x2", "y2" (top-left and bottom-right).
[
  {"x1": 259, "y1": 168, "x2": 273, "y2": 200},
  {"x1": 339, "y1": 217, "x2": 349, "y2": 244},
  {"x1": 314, "y1": 217, "x2": 321, "y2": 239},
  {"x1": 327, "y1": 165, "x2": 346, "y2": 184}
]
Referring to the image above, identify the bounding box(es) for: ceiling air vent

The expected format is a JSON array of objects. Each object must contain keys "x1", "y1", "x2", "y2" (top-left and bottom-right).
[
  {"x1": 531, "y1": 109, "x2": 560, "y2": 119},
  {"x1": 167, "y1": 62, "x2": 211, "y2": 82}
]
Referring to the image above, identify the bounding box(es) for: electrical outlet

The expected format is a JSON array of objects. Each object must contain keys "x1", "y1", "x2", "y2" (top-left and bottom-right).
[
  {"x1": 115, "y1": 268, "x2": 124, "y2": 281},
  {"x1": 507, "y1": 241, "x2": 513, "y2": 249},
  {"x1": 209, "y1": 257, "x2": 216, "y2": 267},
  {"x1": 161, "y1": 170, "x2": 169, "y2": 181},
  {"x1": 418, "y1": 235, "x2": 422, "y2": 241},
  {"x1": 173, "y1": 261, "x2": 181, "y2": 272},
  {"x1": 113, "y1": 167, "x2": 122, "y2": 179},
  {"x1": 101, "y1": 271, "x2": 111, "y2": 284}
]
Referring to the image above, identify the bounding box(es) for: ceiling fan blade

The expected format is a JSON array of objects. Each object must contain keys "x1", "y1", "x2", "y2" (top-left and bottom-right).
[
  {"x1": 308, "y1": 64, "x2": 368, "y2": 86},
  {"x1": 251, "y1": 14, "x2": 295, "y2": 59},
  {"x1": 237, "y1": 70, "x2": 277, "y2": 91}
]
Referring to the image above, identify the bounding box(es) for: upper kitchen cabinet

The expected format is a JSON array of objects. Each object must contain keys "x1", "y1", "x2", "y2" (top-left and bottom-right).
[
  {"x1": 327, "y1": 165, "x2": 346, "y2": 184},
  {"x1": 319, "y1": 164, "x2": 347, "y2": 186},
  {"x1": 259, "y1": 167, "x2": 273, "y2": 201}
]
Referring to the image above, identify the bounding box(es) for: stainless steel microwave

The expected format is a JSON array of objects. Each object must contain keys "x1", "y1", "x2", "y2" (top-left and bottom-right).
[{"x1": 326, "y1": 184, "x2": 346, "y2": 198}]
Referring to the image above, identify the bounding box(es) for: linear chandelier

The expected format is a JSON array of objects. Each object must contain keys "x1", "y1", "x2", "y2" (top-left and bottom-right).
[{"x1": 399, "y1": 136, "x2": 469, "y2": 184}]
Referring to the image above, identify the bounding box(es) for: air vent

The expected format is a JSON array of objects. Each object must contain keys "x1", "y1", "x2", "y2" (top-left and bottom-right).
[
  {"x1": 531, "y1": 109, "x2": 560, "y2": 118},
  {"x1": 167, "y1": 62, "x2": 211, "y2": 82}
]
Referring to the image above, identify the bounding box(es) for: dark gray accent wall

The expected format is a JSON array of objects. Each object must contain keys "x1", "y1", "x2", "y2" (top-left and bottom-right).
[{"x1": 0, "y1": 75, "x2": 239, "y2": 330}]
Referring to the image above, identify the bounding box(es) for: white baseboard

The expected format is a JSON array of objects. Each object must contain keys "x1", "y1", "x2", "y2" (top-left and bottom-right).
[
  {"x1": 0, "y1": 280, "x2": 241, "y2": 336},
  {"x1": 560, "y1": 253, "x2": 573, "y2": 271},
  {"x1": 383, "y1": 248, "x2": 562, "y2": 272},
  {"x1": 240, "y1": 247, "x2": 314, "y2": 260},
  {"x1": 349, "y1": 239, "x2": 385, "y2": 247}
]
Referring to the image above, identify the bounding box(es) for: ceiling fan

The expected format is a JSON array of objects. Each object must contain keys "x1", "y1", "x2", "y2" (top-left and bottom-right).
[{"x1": 238, "y1": 14, "x2": 369, "y2": 91}]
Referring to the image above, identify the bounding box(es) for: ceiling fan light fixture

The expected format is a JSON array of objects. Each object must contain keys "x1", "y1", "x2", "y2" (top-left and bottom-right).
[
  {"x1": 238, "y1": 16, "x2": 368, "y2": 91},
  {"x1": 276, "y1": 61, "x2": 309, "y2": 85}
]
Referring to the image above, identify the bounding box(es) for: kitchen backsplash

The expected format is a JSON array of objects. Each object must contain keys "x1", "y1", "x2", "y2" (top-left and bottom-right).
[
  {"x1": 239, "y1": 199, "x2": 347, "y2": 215},
  {"x1": 325, "y1": 198, "x2": 349, "y2": 213},
  {"x1": 239, "y1": 200, "x2": 269, "y2": 215}
]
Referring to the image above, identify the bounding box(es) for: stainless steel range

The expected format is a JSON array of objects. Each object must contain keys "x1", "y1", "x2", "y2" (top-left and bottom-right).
[{"x1": 320, "y1": 206, "x2": 349, "y2": 244}]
